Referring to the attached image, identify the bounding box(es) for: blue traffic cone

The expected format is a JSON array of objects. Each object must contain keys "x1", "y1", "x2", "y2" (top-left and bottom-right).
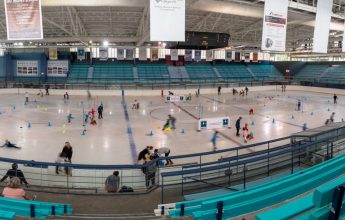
[
  {"x1": 27, "y1": 123, "x2": 31, "y2": 128},
  {"x1": 147, "y1": 131, "x2": 154, "y2": 136},
  {"x1": 328, "y1": 108, "x2": 330, "y2": 111},
  {"x1": 251, "y1": 121, "x2": 255, "y2": 126},
  {"x1": 81, "y1": 130, "x2": 86, "y2": 136},
  {"x1": 181, "y1": 129, "x2": 185, "y2": 134},
  {"x1": 48, "y1": 122, "x2": 51, "y2": 127},
  {"x1": 272, "y1": 118, "x2": 275, "y2": 124},
  {"x1": 291, "y1": 115, "x2": 294, "y2": 119},
  {"x1": 310, "y1": 112, "x2": 314, "y2": 116}
]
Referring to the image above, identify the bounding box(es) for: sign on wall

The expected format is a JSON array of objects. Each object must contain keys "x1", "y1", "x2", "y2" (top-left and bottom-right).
[
  {"x1": 49, "y1": 48, "x2": 58, "y2": 60},
  {"x1": 117, "y1": 49, "x2": 125, "y2": 60},
  {"x1": 261, "y1": 0, "x2": 289, "y2": 52},
  {"x1": 99, "y1": 47, "x2": 108, "y2": 61},
  {"x1": 171, "y1": 49, "x2": 178, "y2": 61},
  {"x1": 77, "y1": 48, "x2": 85, "y2": 60},
  {"x1": 47, "y1": 60, "x2": 68, "y2": 76},
  {"x1": 185, "y1": 49, "x2": 192, "y2": 62},
  {"x1": 5, "y1": 0, "x2": 43, "y2": 40},
  {"x1": 198, "y1": 117, "x2": 230, "y2": 131},
  {"x1": 225, "y1": 50, "x2": 232, "y2": 62},
  {"x1": 126, "y1": 49, "x2": 134, "y2": 60},
  {"x1": 313, "y1": 0, "x2": 333, "y2": 53},
  {"x1": 17, "y1": 60, "x2": 38, "y2": 76},
  {"x1": 150, "y1": 0, "x2": 185, "y2": 41},
  {"x1": 151, "y1": 48, "x2": 159, "y2": 61}
]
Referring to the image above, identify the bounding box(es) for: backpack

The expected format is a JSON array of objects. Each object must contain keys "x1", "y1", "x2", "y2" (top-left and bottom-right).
[{"x1": 119, "y1": 186, "x2": 134, "y2": 193}]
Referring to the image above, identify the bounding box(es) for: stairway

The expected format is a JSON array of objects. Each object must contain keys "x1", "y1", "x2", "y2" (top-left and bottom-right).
[
  {"x1": 87, "y1": 66, "x2": 93, "y2": 82},
  {"x1": 168, "y1": 66, "x2": 190, "y2": 79},
  {"x1": 133, "y1": 67, "x2": 138, "y2": 81},
  {"x1": 213, "y1": 67, "x2": 222, "y2": 78}
]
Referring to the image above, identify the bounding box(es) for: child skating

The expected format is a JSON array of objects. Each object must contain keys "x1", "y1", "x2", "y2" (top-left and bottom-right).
[
  {"x1": 67, "y1": 114, "x2": 74, "y2": 124},
  {"x1": 211, "y1": 131, "x2": 219, "y2": 151}
]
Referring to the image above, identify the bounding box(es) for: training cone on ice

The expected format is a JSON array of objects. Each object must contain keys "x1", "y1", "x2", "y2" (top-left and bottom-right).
[
  {"x1": 147, "y1": 131, "x2": 154, "y2": 136},
  {"x1": 251, "y1": 121, "x2": 255, "y2": 126},
  {"x1": 302, "y1": 123, "x2": 307, "y2": 131},
  {"x1": 181, "y1": 129, "x2": 185, "y2": 134},
  {"x1": 27, "y1": 122, "x2": 31, "y2": 128},
  {"x1": 291, "y1": 115, "x2": 295, "y2": 119},
  {"x1": 272, "y1": 118, "x2": 275, "y2": 123},
  {"x1": 81, "y1": 130, "x2": 86, "y2": 136},
  {"x1": 310, "y1": 112, "x2": 314, "y2": 116},
  {"x1": 48, "y1": 122, "x2": 51, "y2": 127}
]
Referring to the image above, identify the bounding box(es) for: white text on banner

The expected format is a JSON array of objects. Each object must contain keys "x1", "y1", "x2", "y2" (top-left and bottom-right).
[
  {"x1": 5, "y1": 0, "x2": 43, "y2": 40},
  {"x1": 150, "y1": 0, "x2": 185, "y2": 42},
  {"x1": 261, "y1": 0, "x2": 288, "y2": 52},
  {"x1": 313, "y1": 0, "x2": 333, "y2": 53}
]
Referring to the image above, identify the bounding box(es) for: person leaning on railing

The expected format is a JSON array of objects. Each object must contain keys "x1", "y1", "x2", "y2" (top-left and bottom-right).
[{"x1": 0, "y1": 163, "x2": 28, "y2": 187}]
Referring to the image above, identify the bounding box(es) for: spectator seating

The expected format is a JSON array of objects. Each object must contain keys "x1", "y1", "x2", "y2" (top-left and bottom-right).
[
  {"x1": 319, "y1": 65, "x2": 345, "y2": 84},
  {"x1": 0, "y1": 210, "x2": 15, "y2": 220},
  {"x1": 216, "y1": 64, "x2": 253, "y2": 81},
  {"x1": 294, "y1": 65, "x2": 329, "y2": 82},
  {"x1": 0, "y1": 196, "x2": 72, "y2": 219},
  {"x1": 248, "y1": 64, "x2": 283, "y2": 80},
  {"x1": 185, "y1": 64, "x2": 218, "y2": 82},
  {"x1": 137, "y1": 64, "x2": 170, "y2": 83},
  {"x1": 93, "y1": 63, "x2": 134, "y2": 83},
  {"x1": 167, "y1": 154, "x2": 345, "y2": 219},
  {"x1": 67, "y1": 64, "x2": 89, "y2": 83}
]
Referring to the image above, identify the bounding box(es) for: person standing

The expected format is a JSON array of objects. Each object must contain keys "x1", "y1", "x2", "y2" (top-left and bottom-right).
[
  {"x1": 235, "y1": 117, "x2": 242, "y2": 137},
  {"x1": 211, "y1": 131, "x2": 219, "y2": 151},
  {"x1": 243, "y1": 123, "x2": 249, "y2": 143},
  {"x1": 155, "y1": 147, "x2": 173, "y2": 165},
  {"x1": 334, "y1": 94, "x2": 338, "y2": 104},
  {"x1": 297, "y1": 100, "x2": 301, "y2": 111},
  {"x1": 55, "y1": 152, "x2": 67, "y2": 175},
  {"x1": 24, "y1": 92, "x2": 29, "y2": 105},
  {"x1": 245, "y1": 87, "x2": 249, "y2": 96},
  {"x1": 98, "y1": 104, "x2": 104, "y2": 119},
  {"x1": 45, "y1": 85, "x2": 50, "y2": 96},
  {"x1": 218, "y1": 86, "x2": 221, "y2": 96},
  {"x1": 0, "y1": 163, "x2": 28, "y2": 186},
  {"x1": 62, "y1": 142, "x2": 73, "y2": 162},
  {"x1": 105, "y1": 171, "x2": 120, "y2": 193}
]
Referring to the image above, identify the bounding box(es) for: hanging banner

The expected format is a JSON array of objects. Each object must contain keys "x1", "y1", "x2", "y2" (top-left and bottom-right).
[
  {"x1": 77, "y1": 48, "x2": 85, "y2": 60},
  {"x1": 225, "y1": 50, "x2": 232, "y2": 62},
  {"x1": 313, "y1": 0, "x2": 333, "y2": 53},
  {"x1": 49, "y1": 48, "x2": 58, "y2": 60},
  {"x1": 126, "y1": 49, "x2": 134, "y2": 60},
  {"x1": 171, "y1": 49, "x2": 178, "y2": 61},
  {"x1": 151, "y1": 48, "x2": 159, "y2": 61},
  {"x1": 184, "y1": 49, "x2": 192, "y2": 62},
  {"x1": 252, "y1": 52, "x2": 259, "y2": 62},
  {"x1": 244, "y1": 53, "x2": 250, "y2": 63},
  {"x1": 139, "y1": 48, "x2": 147, "y2": 61},
  {"x1": 5, "y1": 0, "x2": 43, "y2": 40},
  {"x1": 235, "y1": 52, "x2": 241, "y2": 62},
  {"x1": 206, "y1": 50, "x2": 213, "y2": 61},
  {"x1": 17, "y1": 60, "x2": 38, "y2": 76},
  {"x1": 261, "y1": 0, "x2": 288, "y2": 52},
  {"x1": 99, "y1": 47, "x2": 108, "y2": 61},
  {"x1": 117, "y1": 49, "x2": 125, "y2": 60},
  {"x1": 194, "y1": 50, "x2": 201, "y2": 62},
  {"x1": 150, "y1": 0, "x2": 185, "y2": 41},
  {"x1": 47, "y1": 60, "x2": 68, "y2": 76}
]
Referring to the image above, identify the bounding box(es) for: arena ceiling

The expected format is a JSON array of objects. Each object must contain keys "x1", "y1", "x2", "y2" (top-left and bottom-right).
[{"x1": 0, "y1": 0, "x2": 345, "y2": 52}]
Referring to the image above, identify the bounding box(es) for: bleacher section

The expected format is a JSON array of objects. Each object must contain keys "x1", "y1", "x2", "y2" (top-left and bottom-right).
[
  {"x1": 248, "y1": 64, "x2": 283, "y2": 80},
  {"x1": 0, "y1": 197, "x2": 72, "y2": 219},
  {"x1": 166, "y1": 154, "x2": 345, "y2": 219},
  {"x1": 137, "y1": 64, "x2": 170, "y2": 83},
  {"x1": 216, "y1": 64, "x2": 253, "y2": 81},
  {"x1": 185, "y1": 64, "x2": 218, "y2": 82},
  {"x1": 93, "y1": 63, "x2": 134, "y2": 83},
  {"x1": 319, "y1": 65, "x2": 345, "y2": 84},
  {"x1": 67, "y1": 64, "x2": 89, "y2": 83},
  {"x1": 294, "y1": 65, "x2": 329, "y2": 82}
]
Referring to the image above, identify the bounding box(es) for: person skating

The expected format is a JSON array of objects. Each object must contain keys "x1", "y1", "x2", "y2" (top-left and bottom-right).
[
  {"x1": 334, "y1": 94, "x2": 338, "y2": 104},
  {"x1": 235, "y1": 117, "x2": 242, "y2": 137},
  {"x1": 211, "y1": 131, "x2": 219, "y2": 151},
  {"x1": 24, "y1": 92, "x2": 29, "y2": 105},
  {"x1": 245, "y1": 87, "x2": 249, "y2": 96},
  {"x1": 98, "y1": 104, "x2": 103, "y2": 119},
  {"x1": 218, "y1": 86, "x2": 221, "y2": 96},
  {"x1": 243, "y1": 123, "x2": 249, "y2": 143},
  {"x1": 168, "y1": 115, "x2": 176, "y2": 130},
  {"x1": 2, "y1": 140, "x2": 21, "y2": 149}
]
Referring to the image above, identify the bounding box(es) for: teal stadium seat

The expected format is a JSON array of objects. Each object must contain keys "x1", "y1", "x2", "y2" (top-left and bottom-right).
[
  {"x1": 137, "y1": 64, "x2": 170, "y2": 83},
  {"x1": 185, "y1": 64, "x2": 218, "y2": 82},
  {"x1": 0, "y1": 210, "x2": 16, "y2": 220},
  {"x1": 294, "y1": 65, "x2": 329, "y2": 83},
  {"x1": 68, "y1": 64, "x2": 89, "y2": 83},
  {"x1": 215, "y1": 64, "x2": 253, "y2": 81},
  {"x1": 248, "y1": 64, "x2": 283, "y2": 80},
  {"x1": 168, "y1": 154, "x2": 345, "y2": 219},
  {"x1": 93, "y1": 63, "x2": 134, "y2": 83}
]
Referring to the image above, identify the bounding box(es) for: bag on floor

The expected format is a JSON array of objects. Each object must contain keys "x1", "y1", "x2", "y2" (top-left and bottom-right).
[{"x1": 119, "y1": 186, "x2": 134, "y2": 193}]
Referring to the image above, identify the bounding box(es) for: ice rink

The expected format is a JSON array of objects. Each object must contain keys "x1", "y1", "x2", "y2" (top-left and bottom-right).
[{"x1": 0, "y1": 88, "x2": 342, "y2": 165}]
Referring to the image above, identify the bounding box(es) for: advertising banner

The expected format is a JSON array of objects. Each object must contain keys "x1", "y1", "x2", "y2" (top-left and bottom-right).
[
  {"x1": 261, "y1": 0, "x2": 289, "y2": 51},
  {"x1": 151, "y1": 48, "x2": 159, "y2": 61},
  {"x1": 225, "y1": 50, "x2": 232, "y2": 62},
  {"x1": 171, "y1": 49, "x2": 178, "y2": 61},
  {"x1": 5, "y1": 0, "x2": 43, "y2": 40},
  {"x1": 194, "y1": 50, "x2": 201, "y2": 62},
  {"x1": 49, "y1": 48, "x2": 58, "y2": 60},
  {"x1": 139, "y1": 48, "x2": 147, "y2": 61},
  {"x1": 126, "y1": 49, "x2": 134, "y2": 60},
  {"x1": 117, "y1": 49, "x2": 125, "y2": 60},
  {"x1": 150, "y1": 0, "x2": 185, "y2": 41},
  {"x1": 206, "y1": 50, "x2": 213, "y2": 61},
  {"x1": 99, "y1": 47, "x2": 108, "y2": 61},
  {"x1": 77, "y1": 48, "x2": 85, "y2": 60},
  {"x1": 184, "y1": 49, "x2": 192, "y2": 62}
]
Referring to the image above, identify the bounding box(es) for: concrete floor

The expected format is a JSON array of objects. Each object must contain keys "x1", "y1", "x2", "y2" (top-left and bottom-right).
[{"x1": 0, "y1": 89, "x2": 342, "y2": 165}]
